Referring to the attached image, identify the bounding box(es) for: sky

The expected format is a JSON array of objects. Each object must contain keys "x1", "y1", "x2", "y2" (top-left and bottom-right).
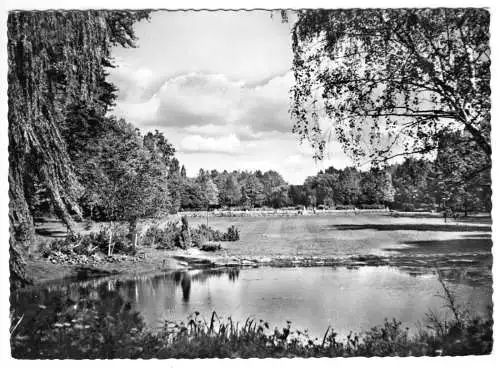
[{"x1": 108, "y1": 10, "x2": 352, "y2": 184}]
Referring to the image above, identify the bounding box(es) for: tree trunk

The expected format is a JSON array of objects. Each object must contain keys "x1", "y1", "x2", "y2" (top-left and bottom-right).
[
  {"x1": 9, "y1": 170, "x2": 34, "y2": 291},
  {"x1": 108, "y1": 229, "x2": 113, "y2": 257},
  {"x1": 10, "y1": 243, "x2": 31, "y2": 292},
  {"x1": 128, "y1": 218, "x2": 139, "y2": 248}
]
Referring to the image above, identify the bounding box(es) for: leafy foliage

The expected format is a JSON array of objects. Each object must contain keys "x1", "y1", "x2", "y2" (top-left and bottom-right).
[
  {"x1": 44, "y1": 228, "x2": 134, "y2": 257},
  {"x1": 8, "y1": 10, "x2": 150, "y2": 288},
  {"x1": 290, "y1": 9, "x2": 490, "y2": 163},
  {"x1": 142, "y1": 222, "x2": 184, "y2": 250},
  {"x1": 142, "y1": 219, "x2": 239, "y2": 250},
  {"x1": 191, "y1": 224, "x2": 240, "y2": 247},
  {"x1": 8, "y1": 10, "x2": 150, "y2": 236},
  {"x1": 432, "y1": 132, "x2": 491, "y2": 214}
]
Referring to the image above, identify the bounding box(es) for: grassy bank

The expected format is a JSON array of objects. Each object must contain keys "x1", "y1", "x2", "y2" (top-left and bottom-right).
[{"x1": 25, "y1": 212, "x2": 492, "y2": 286}]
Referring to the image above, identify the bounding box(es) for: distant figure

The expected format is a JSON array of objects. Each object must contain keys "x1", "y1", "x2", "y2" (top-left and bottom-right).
[{"x1": 443, "y1": 208, "x2": 453, "y2": 223}]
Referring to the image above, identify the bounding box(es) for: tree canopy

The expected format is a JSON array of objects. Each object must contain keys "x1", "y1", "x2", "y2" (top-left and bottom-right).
[{"x1": 290, "y1": 8, "x2": 490, "y2": 164}]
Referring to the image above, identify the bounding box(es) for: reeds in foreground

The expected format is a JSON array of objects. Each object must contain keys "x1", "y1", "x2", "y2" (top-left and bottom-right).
[{"x1": 11, "y1": 280, "x2": 492, "y2": 358}]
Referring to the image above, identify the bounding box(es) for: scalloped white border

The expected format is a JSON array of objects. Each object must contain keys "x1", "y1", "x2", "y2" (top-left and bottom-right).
[{"x1": 0, "y1": 1, "x2": 497, "y2": 367}]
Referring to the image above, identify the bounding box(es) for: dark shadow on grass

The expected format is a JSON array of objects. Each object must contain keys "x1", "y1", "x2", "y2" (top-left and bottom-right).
[
  {"x1": 384, "y1": 236, "x2": 492, "y2": 255},
  {"x1": 327, "y1": 223, "x2": 491, "y2": 232}
]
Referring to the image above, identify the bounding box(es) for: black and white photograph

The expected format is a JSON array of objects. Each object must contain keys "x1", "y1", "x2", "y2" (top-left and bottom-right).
[{"x1": 3, "y1": 1, "x2": 497, "y2": 360}]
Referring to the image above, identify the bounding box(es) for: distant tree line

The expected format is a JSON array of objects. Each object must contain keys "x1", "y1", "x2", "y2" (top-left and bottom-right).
[
  {"x1": 32, "y1": 123, "x2": 490, "y2": 218},
  {"x1": 162, "y1": 132, "x2": 491, "y2": 214}
]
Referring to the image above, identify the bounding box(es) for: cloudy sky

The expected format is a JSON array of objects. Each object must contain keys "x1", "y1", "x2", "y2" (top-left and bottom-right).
[{"x1": 108, "y1": 10, "x2": 352, "y2": 184}]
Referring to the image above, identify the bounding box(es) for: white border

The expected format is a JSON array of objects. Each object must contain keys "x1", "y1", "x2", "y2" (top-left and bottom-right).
[{"x1": 0, "y1": 1, "x2": 497, "y2": 368}]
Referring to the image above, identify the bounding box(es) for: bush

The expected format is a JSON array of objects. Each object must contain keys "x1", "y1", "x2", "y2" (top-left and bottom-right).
[
  {"x1": 200, "y1": 242, "x2": 222, "y2": 252},
  {"x1": 191, "y1": 224, "x2": 240, "y2": 247},
  {"x1": 44, "y1": 229, "x2": 134, "y2": 257},
  {"x1": 142, "y1": 222, "x2": 179, "y2": 250}
]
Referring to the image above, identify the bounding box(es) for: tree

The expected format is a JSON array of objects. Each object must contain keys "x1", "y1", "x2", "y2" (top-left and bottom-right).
[
  {"x1": 221, "y1": 175, "x2": 242, "y2": 207},
  {"x1": 288, "y1": 185, "x2": 308, "y2": 206},
  {"x1": 377, "y1": 170, "x2": 395, "y2": 206},
  {"x1": 261, "y1": 170, "x2": 287, "y2": 206},
  {"x1": 242, "y1": 175, "x2": 265, "y2": 208},
  {"x1": 143, "y1": 130, "x2": 176, "y2": 165},
  {"x1": 8, "y1": 10, "x2": 149, "y2": 289},
  {"x1": 338, "y1": 168, "x2": 362, "y2": 205},
  {"x1": 180, "y1": 180, "x2": 206, "y2": 210},
  {"x1": 167, "y1": 158, "x2": 182, "y2": 213},
  {"x1": 431, "y1": 132, "x2": 491, "y2": 215},
  {"x1": 289, "y1": 9, "x2": 490, "y2": 164},
  {"x1": 269, "y1": 186, "x2": 290, "y2": 209},
  {"x1": 197, "y1": 175, "x2": 219, "y2": 226},
  {"x1": 204, "y1": 178, "x2": 220, "y2": 209},
  {"x1": 97, "y1": 121, "x2": 170, "y2": 243},
  {"x1": 392, "y1": 158, "x2": 434, "y2": 211}
]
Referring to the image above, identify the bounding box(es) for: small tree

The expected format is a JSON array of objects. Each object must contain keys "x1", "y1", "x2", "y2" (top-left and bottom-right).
[
  {"x1": 203, "y1": 177, "x2": 219, "y2": 226},
  {"x1": 98, "y1": 125, "x2": 171, "y2": 253}
]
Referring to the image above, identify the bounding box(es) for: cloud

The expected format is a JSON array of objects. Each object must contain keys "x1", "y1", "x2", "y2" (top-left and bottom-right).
[
  {"x1": 179, "y1": 134, "x2": 242, "y2": 154},
  {"x1": 108, "y1": 61, "x2": 156, "y2": 102},
  {"x1": 110, "y1": 70, "x2": 295, "y2": 143},
  {"x1": 285, "y1": 154, "x2": 306, "y2": 166}
]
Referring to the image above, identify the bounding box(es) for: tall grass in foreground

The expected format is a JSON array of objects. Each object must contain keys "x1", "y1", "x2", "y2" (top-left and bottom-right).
[{"x1": 11, "y1": 278, "x2": 492, "y2": 358}]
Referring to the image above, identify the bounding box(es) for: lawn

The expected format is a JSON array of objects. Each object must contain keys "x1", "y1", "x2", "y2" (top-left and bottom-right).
[{"x1": 186, "y1": 213, "x2": 492, "y2": 260}]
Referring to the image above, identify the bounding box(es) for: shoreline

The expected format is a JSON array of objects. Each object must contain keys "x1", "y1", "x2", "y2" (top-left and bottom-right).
[
  {"x1": 24, "y1": 246, "x2": 492, "y2": 289},
  {"x1": 22, "y1": 211, "x2": 492, "y2": 288}
]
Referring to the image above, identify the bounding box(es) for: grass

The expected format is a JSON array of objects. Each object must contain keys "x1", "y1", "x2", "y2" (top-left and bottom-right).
[{"x1": 185, "y1": 213, "x2": 492, "y2": 260}]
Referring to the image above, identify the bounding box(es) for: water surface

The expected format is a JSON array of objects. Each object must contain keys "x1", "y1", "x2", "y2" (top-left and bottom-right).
[{"x1": 15, "y1": 266, "x2": 492, "y2": 339}]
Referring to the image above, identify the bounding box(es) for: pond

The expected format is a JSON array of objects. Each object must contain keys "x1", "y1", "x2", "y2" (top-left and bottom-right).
[{"x1": 13, "y1": 266, "x2": 492, "y2": 339}]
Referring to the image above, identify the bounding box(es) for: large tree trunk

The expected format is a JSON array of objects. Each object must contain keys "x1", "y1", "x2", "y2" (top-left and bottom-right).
[
  {"x1": 9, "y1": 169, "x2": 34, "y2": 291},
  {"x1": 10, "y1": 244, "x2": 31, "y2": 292}
]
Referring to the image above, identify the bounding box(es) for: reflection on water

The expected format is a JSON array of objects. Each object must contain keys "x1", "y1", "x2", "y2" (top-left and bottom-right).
[
  {"x1": 171, "y1": 268, "x2": 240, "y2": 303},
  {"x1": 13, "y1": 266, "x2": 491, "y2": 339}
]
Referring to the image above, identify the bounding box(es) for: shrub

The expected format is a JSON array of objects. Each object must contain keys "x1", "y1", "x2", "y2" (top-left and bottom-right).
[
  {"x1": 225, "y1": 225, "x2": 240, "y2": 241},
  {"x1": 200, "y1": 242, "x2": 222, "y2": 252},
  {"x1": 44, "y1": 229, "x2": 134, "y2": 257},
  {"x1": 142, "y1": 218, "x2": 192, "y2": 250},
  {"x1": 191, "y1": 224, "x2": 240, "y2": 247},
  {"x1": 142, "y1": 222, "x2": 179, "y2": 249}
]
